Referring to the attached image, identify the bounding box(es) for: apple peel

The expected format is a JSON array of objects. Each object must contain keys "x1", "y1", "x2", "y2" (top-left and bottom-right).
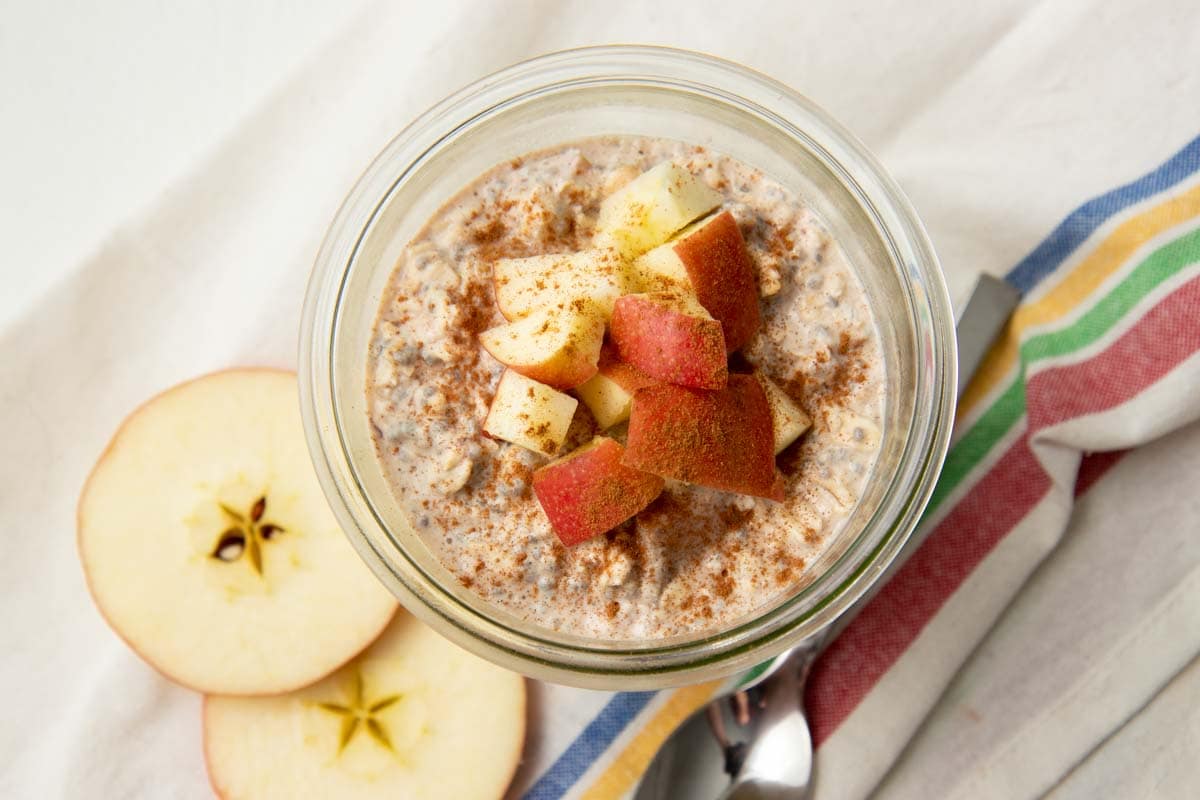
[
  {"x1": 609, "y1": 292, "x2": 728, "y2": 390},
  {"x1": 623, "y1": 374, "x2": 784, "y2": 501},
  {"x1": 641, "y1": 210, "x2": 761, "y2": 352},
  {"x1": 533, "y1": 437, "x2": 665, "y2": 546}
]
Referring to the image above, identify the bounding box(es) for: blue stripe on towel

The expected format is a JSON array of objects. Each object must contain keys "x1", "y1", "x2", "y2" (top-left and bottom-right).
[
  {"x1": 523, "y1": 691, "x2": 656, "y2": 800},
  {"x1": 1006, "y1": 133, "x2": 1200, "y2": 294}
]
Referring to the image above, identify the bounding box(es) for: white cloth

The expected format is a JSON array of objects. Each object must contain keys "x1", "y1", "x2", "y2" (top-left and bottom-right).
[{"x1": 3, "y1": 1, "x2": 1199, "y2": 797}]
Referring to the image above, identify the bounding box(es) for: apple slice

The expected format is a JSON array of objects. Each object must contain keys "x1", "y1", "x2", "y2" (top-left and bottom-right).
[
  {"x1": 636, "y1": 211, "x2": 761, "y2": 352},
  {"x1": 493, "y1": 248, "x2": 635, "y2": 322},
  {"x1": 204, "y1": 609, "x2": 525, "y2": 800},
  {"x1": 483, "y1": 369, "x2": 578, "y2": 457},
  {"x1": 479, "y1": 303, "x2": 605, "y2": 390},
  {"x1": 623, "y1": 374, "x2": 783, "y2": 501},
  {"x1": 594, "y1": 162, "x2": 723, "y2": 257},
  {"x1": 574, "y1": 343, "x2": 659, "y2": 429},
  {"x1": 77, "y1": 369, "x2": 398, "y2": 695},
  {"x1": 757, "y1": 373, "x2": 812, "y2": 454},
  {"x1": 533, "y1": 437, "x2": 665, "y2": 546},
  {"x1": 609, "y1": 292, "x2": 727, "y2": 389}
]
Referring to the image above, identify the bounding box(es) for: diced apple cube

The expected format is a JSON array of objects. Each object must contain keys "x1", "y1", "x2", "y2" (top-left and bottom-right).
[
  {"x1": 594, "y1": 162, "x2": 723, "y2": 257},
  {"x1": 635, "y1": 211, "x2": 761, "y2": 352},
  {"x1": 483, "y1": 370, "x2": 578, "y2": 457},
  {"x1": 609, "y1": 292, "x2": 727, "y2": 389},
  {"x1": 533, "y1": 437, "x2": 665, "y2": 546},
  {"x1": 479, "y1": 303, "x2": 605, "y2": 390},
  {"x1": 493, "y1": 249, "x2": 635, "y2": 322},
  {"x1": 756, "y1": 373, "x2": 812, "y2": 453},
  {"x1": 623, "y1": 374, "x2": 783, "y2": 501},
  {"x1": 574, "y1": 372, "x2": 630, "y2": 431},
  {"x1": 574, "y1": 343, "x2": 659, "y2": 429},
  {"x1": 635, "y1": 240, "x2": 691, "y2": 292}
]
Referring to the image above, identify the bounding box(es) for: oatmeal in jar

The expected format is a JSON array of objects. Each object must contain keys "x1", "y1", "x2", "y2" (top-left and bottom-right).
[{"x1": 366, "y1": 136, "x2": 884, "y2": 639}]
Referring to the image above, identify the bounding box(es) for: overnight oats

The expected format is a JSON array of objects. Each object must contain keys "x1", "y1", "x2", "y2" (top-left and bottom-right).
[{"x1": 365, "y1": 136, "x2": 884, "y2": 640}]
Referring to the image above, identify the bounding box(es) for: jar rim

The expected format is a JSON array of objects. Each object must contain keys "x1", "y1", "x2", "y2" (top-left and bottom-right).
[{"x1": 299, "y1": 44, "x2": 957, "y2": 689}]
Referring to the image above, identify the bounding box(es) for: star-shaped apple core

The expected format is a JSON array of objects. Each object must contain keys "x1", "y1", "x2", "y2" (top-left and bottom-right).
[{"x1": 317, "y1": 672, "x2": 402, "y2": 755}]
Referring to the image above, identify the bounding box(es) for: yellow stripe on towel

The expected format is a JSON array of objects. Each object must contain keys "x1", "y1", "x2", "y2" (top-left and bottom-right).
[
  {"x1": 960, "y1": 183, "x2": 1200, "y2": 415},
  {"x1": 580, "y1": 681, "x2": 724, "y2": 800}
]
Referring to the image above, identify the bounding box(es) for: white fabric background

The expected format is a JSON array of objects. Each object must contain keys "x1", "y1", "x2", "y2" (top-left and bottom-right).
[{"x1": 3, "y1": 1, "x2": 1198, "y2": 797}]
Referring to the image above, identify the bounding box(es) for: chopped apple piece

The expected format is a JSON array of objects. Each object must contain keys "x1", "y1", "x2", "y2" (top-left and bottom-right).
[
  {"x1": 493, "y1": 249, "x2": 635, "y2": 322},
  {"x1": 533, "y1": 437, "x2": 665, "y2": 546},
  {"x1": 574, "y1": 373, "x2": 630, "y2": 431},
  {"x1": 479, "y1": 303, "x2": 605, "y2": 390},
  {"x1": 76, "y1": 370, "x2": 398, "y2": 695},
  {"x1": 595, "y1": 162, "x2": 723, "y2": 257},
  {"x1": 483, "y1": 370, "x2": 578, "y2": 457},
  {"x1": 574, "y1": 343, "x2": 658, "y2": 429},
  {"x1": 204, "y1": 610, "x2": 525, "y2": 800},
  {"x1": 634, "y1": 238, "x2": 691, "y2": 292},
  {"x1": 623, "y1": 374, "x2": 783, "y2": 501},
  {"x1": 610, "y1": 292, "x2": 727, "y2": 389},
  {"x1": 636, "y1": 211, "x2": 761, "y2": 351},
  {"x1": 757, "y1": 372, "x2": 812, "y2": 454}
]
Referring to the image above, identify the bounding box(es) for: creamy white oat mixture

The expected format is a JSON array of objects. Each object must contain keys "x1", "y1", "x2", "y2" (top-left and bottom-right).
[{"x1": 367, "y1": 136, "x2": 884, "y2": 639}]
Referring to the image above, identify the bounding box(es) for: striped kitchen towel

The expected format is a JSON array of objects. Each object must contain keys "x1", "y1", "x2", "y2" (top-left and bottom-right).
[{"x1": 513, "y1": 133, "x2": 1200, "y2": 800}]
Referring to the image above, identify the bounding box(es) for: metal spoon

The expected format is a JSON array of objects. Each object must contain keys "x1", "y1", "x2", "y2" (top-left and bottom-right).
[{"x1": 634, "y1": 274, "x2": 1020, "y2": 800}]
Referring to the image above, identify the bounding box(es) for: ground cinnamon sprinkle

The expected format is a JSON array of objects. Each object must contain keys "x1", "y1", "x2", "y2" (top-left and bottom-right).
[
  {"x1": 778, "y1": 372, "x2": 808, "y2": 404},
  {"x1": 584, "y1": 478, "x2": 628, "y2": 530},
  {"x1": 448, "y1": 276, "x2": 498, "y2": 346},
  {"x1": 471, "y1": 217, "x2": 506, "y2": 247},
  {"x1": 714, "y1": 569, "x2": 735, "y2": 599},
  {"x1": 826, "y1": 333, "x2": 869, "y2": 404},
  {"x1": 775, "y1": 547, "x2": 808, "y2": 585},
  {"x1": 718, "y1": 504, "x2": 754, "y2": 531}
]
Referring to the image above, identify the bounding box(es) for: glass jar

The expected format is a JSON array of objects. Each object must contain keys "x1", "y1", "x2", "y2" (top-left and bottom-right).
[{"x1": 299, "y1": 45, "x2": 956, "y2": 689}]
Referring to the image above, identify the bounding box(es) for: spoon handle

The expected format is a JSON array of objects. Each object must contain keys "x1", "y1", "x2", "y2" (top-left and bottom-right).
[{"x1": 720, "y1": 641, "x2": 821, "y2": 799}]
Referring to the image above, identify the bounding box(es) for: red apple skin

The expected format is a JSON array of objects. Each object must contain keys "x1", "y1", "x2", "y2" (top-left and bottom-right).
[
  {"x1": 622, "y1": 374, "x2": 784, "y2": 501},
  {"x1": 673, "y1": 211, "x2": 761, "y2": 352},
  {"x1": 609, "y1": 294, "x2": 728, "y2": 390},
  {"x1": 596, "y1": 341, "x2": 659, "y2": 394},
  {"x1": 533, "y1": 437, "x2": 665, "y2": 547}
]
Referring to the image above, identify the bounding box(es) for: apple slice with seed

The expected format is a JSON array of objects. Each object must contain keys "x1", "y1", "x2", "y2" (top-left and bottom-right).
[
  {"x1": 77, "y1": 369, "x2": 397, "y2": 695},
  {"x1": 623, "y1": 374, "x2": 783, "y2": 501},
  {"x1": 533, "y1": 436, "x2": 664, "y2": 546},
  {"x1": 204, "y1": 609, "x2": 525, "y2": 800}
]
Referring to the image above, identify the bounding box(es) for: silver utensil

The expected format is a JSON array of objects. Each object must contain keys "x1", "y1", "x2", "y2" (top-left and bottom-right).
[{"x1": 633, "y1": 274, "x2": 1020, "y2": 800}]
